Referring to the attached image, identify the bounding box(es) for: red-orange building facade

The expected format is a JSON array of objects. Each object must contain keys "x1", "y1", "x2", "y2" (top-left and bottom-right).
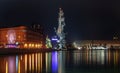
[{"x1": 0, "y1": 26, "x2": 45, "y2": 49}]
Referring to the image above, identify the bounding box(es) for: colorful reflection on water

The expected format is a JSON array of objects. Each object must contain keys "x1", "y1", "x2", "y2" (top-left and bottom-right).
[{"x1": 0, "y1": 50, "x2": 120, "y2": 73}]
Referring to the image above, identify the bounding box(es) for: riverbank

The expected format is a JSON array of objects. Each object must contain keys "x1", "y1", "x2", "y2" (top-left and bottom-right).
[{"x1": 0, "y1": 48, "x2": 57, "y2": 55}]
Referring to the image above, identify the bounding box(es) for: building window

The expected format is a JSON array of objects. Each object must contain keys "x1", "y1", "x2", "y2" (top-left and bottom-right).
[
  {"x1": 29, "y1": 43, "x2": 32, "y2": 48},
  {"x1": 24, "y1": 44, "x2": 27, "y2": 48},
  {"x1": 6, "y1": 35, "x2": 8, "y2": 37},
  {"x1": 18, "y1": 36, "x2": 21, "y2": 39}
]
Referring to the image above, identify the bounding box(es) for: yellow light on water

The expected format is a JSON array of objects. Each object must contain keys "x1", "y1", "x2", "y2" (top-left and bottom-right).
[{"x1": 5, "y1": 61, "x2": 8, "y2": 73}]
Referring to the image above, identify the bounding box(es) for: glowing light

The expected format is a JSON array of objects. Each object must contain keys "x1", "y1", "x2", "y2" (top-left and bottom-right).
[
  {"x1": 24, "y1": 44, "x2": 27, "y2": 47},
  {"x1": 16, "y1": 42, "x2": 19, "y2": 45},
  {"x1": 29, "y1": 55, "x2": 31, "y2": 71},
  {"x1": 7, "y1": 30, "x2": 16, "y2": 44},
  {"x1": 78, "y1": 47, "x2": 82, "y2": 50},
  {"x1": 32, "y1": 44, "x2": 34, "y2": 47},
  {"x1": 38, "y1": 44, "x2": 42, "y2": 48},
  {"x1": 16, "y1": 56, "x2": 18, "y2": 72},
  {"x1": 38, "y1": 53, "x2": 40, "y2": 72},
  {"x1": 38, "y1": 44, "x2": 40, "y2": 47},
  {"x1": 35, "y1": 53, "x2": 38, "y2": 71},
  {"x1": 18, "y1": 36, "x2": 21, "y2": 39},
  {"x1": 25, "y1": 54, "x2": 27, "y2": 72},
  {"x1": 32, "y1": 54, "x2": 34, "y2": 71},
  {"x1": 20, "y1": 56, "x2": 22, "y2": 60},
  {"x1": 29, "y1": 44, "x2": 32, "y2": 47},
  {"x1": 6, "y1": 44, "x2": 17, "y2": 48},
  {"x1": 18, "y1": 60, "x2": 20, "y2": 73},
  {"x1": 8, "y1": 57, "x2": 16, "y2": 73},
  {"x1": 73, "y1": 42, "x2": 77, "y2": 48},
  {"x1": 92, "y1": 46, "x2": 107, "y2": 49},
  {"x1": 6, "y1": 61, "x2": 8, "y2": 73},
  {"x1": 35, "y1": 44, "x2": 38, "y2": 48},
  {"x1": 45, "y1": 53, "x2": 49, "y2": 72},
  {"x1": 6, "y1": 35, "x2": 8, "y2": 37},
  {"x1": 52, "y1": 38, "x2": 58, "y2": 41},
  {"x1": 57, "y1": 40, "x2": 60, "y2": 43},
  {"x1": 52, "y1": 52, "x2": 58, "y2": 73}
]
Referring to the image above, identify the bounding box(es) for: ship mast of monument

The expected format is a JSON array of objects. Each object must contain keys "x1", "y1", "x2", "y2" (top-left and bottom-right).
[{"x1": 56, "y1": 8, "x2": 66, "y2": 49}]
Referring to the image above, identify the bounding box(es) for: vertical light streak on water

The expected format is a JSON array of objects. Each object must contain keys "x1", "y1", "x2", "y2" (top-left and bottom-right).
[
  {"x1": 105, "y1": 50, "x2": 108, "y2": 64},
  {"x1": 40, "y1": 53, "x2": 43, "y2": 72},
  {"x1": 8, "y1": 57, "x2": 15, "y2": 73},
  {"x1": 108, "y1": 50, "x2": 111, "y2": 64},
  {"x1": 52, "y1": 52, "x2": 58, "y2": 73},
  {"x1": 5, "y1": 61, "x2": 8, "y2": 73},
  {"x1": 101, "y1": 50, "x2": 105, "y2": 65},
  {"x1": 29, "y1": 54, "x2": 31, "y2": 72},
  {"x1": 58, "y1": 52, "x2": 62, "y2": 73},
  {"x1": 32, "y1": 54, "x2": 34, "y2": 72},
  {"x1": 115, "y1": 51, "x2": 118, "y2": 64},
  {"x1": 114, "y1": 52, "x2": 116, "y2": 65},
  {"x1": 46, "y1": 53, "x2": 48, "y2": 73},
  {"x1": 89, "y1": 50, "x2": 92, "y2": 64},
  {"x1": 18, "y1": 60, "x2": 20, "y2": 73},
  {"x1": 86, "y1": 50, "x2": 89, "y2": 64},
  {"x1": 25, "y1": 54, "x2": 27, "y2": 73},
  {"x1": 35, "y1": 53, "x2": 38, "y2": 73},
  {"x1": 38, "y1": 53, "x2": 40, "y2": 73},
  {"x1": 16, "y1": 56, "x2": 18, "y2": 73}
]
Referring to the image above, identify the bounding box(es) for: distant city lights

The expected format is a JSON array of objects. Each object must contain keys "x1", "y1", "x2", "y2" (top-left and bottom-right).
[{"x1": 78, "y1": 47, "x2": 82, "y2": 50}]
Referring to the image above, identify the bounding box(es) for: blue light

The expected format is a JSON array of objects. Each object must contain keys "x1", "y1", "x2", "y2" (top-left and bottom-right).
[
  {"x1": 52, "y1": 52, "x2": 58, "y2": 73},
  {"x1": 16, "y1": 56, "x2": 18, "y2": 72},
  {"x1": 52, "y1": 38, "x2": 58, "y2": 41}
]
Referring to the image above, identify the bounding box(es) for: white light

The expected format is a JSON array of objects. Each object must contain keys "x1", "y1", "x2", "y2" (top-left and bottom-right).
[
  {"x1": 78, "y1": 47, "x2": 81, "y2": 50},
  {"x1": 91, "y1": 46, "x2": 107, "y2": 49},
  {"x1": 57, "y1": 40, "x2": 60, "y2": 42},
  {"x1": 16, "y1": 42, "x2": 19, "y2": 45}
]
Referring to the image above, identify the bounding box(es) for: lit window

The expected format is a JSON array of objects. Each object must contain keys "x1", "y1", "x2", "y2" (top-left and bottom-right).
[
  {"x1": 6, "y1": 35, "x2": 8, "y2": 37},
  {"x1": 24, "y1": 44, "x2": 27, "y2": 47},
  {"x1": 29, "y1": 44, "x2": 31, "y2": 47},
  {"x1": 35, "y1": 44, "x2": 37, "y2": 48},
  {"x1": 32, "y1": 44, "x2": 34, "y2": 47},
  {"x1": 18, "y1": 36, "x2": 21, "y2": 39},
  {"x1": 38, "y1": 44, "x2": 42, "y2": 48}
]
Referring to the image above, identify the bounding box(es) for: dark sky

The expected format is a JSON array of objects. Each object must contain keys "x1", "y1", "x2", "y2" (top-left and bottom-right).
[{"x1": 0, "y1": 0, "x2": 120, "y2": 41}]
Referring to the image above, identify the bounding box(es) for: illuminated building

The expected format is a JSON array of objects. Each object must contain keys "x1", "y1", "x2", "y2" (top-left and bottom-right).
[
  {"x1": 73, "y1": 40, "x2": 120, "y2": 49},
  {"x1": 0, "y1": 24, "x2": 45, "y2": 48}
]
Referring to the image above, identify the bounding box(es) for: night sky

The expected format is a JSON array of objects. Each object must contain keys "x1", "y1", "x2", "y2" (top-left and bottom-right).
[{"x1": 0, "y1": 0, "x2": 120, "y2": 41}]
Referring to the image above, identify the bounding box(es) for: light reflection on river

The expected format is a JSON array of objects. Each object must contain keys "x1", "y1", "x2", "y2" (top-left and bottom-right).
[{"x1": 0, "y1": 50, "x2": 120, "y2": 73}]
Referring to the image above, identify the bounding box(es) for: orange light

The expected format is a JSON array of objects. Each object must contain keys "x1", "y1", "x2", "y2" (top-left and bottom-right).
[
  {"x1": 35, "y1": 44, "x2": 37, "y2": 48},
  {"x1": 24, "y1": 44, "x2": 27, "y2": 48},
  {"x1": 32, "y1": 44, "x2": 34, "y2": 47},
  {"x1": 6, "y1": 35, "x2": 8, "y2": 37},
  {"x1": 18, "y1": 36, "x2": 21, "y2": 39},
  {"x1": 29, "y1": 43, "x2": 32, "y2": 47}
]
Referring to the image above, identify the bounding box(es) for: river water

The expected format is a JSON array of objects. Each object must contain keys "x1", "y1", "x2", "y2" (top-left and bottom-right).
[{"x1": 0, "y1": 50, "x2": 120, "y2": 73}]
